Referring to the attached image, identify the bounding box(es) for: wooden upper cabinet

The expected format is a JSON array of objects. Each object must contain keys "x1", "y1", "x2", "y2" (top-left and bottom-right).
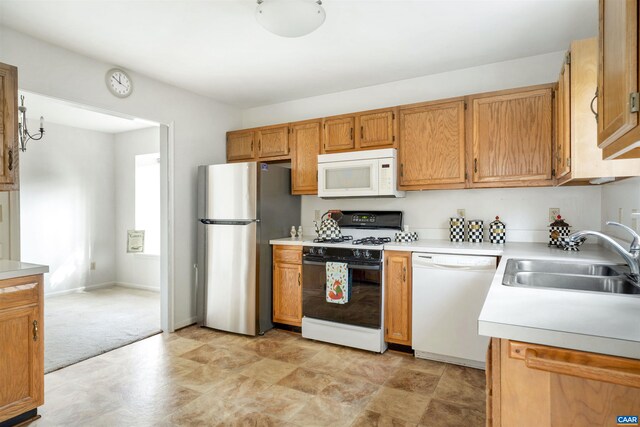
[
  {"x1": 0, "y1": 62, "x2": 18, "y2": 192},
  {"x1": 598, "y1": 0, "x2": 640, "y2": 158},
  {"x1": 469, "y1": 86, "x2": 554, "y2": 186},
  {"x1": 358, "y1": 109, "x2": 396, "y2": 149},
  {"x1": 322, "y1": 116, "x2": 355, "y2": 153},
  {"x1": 226, "y1": 130, "x2": 255, "y2": 162},
  {"x1": 556, "y1": 56, "x2": 571, "y2": 179},
  {"x1": 291, "y1": 120, "x2": 321, "y2": 195},
  {"x1": 399, "y1": 99, "x2": 466, "y2": 189},
  {"x1": 384, "y1": 251, "x2": 411, "y2": 346},
  {"x1": 256, "y1": 125, "x2": 289, "y2": 160}
]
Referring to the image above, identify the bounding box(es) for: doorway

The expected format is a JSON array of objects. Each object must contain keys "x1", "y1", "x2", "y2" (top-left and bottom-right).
[{"x1": 15, "y1": 91, "x2": 173, "y2": 372}]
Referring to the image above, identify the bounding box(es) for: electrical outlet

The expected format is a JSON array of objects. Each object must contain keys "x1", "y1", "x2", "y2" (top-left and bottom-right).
[
  {"x1": 549, "y1": 208, "x2": 560, "y2": 223},
  {"x1": 90, "y1": 262, "x2": 96, "y2": 271},
  {"x1": 457, "y1": 209, "x2": 466, "y2": 218},
  {"x1": 632, "y1": 209, "x2": 639, "y2": 231},
  {"x1": 314, "y1": 210, "x2": 321, "y2": 221}
]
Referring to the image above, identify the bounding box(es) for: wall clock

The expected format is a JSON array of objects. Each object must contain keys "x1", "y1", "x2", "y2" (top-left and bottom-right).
[{"x1": 105, "y1": 68, "x2": 133, "y2": 98}]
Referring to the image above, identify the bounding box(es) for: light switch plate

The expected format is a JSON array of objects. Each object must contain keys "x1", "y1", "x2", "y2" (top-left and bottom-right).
[
  {"x1": 314, "y1": 210, "x2": 321, "y2": 221},
  {"x1": 549, "y1": 208, "x2": 560, "y2": 223}
]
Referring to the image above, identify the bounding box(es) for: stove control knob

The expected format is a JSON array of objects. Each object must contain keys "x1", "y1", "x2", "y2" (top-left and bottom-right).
[
  {"x1": 363, "y1": 250, "x2": 371, "y2": 259},
  {"x1": 308, "y1": 247, "x2": 316, "y2": 255},
  {"x1": 352, "y1": 249, "x2": 361, "y2": 258},
  {"x1": 317, "y1": 247, "x2": 326, "y2": 256}
]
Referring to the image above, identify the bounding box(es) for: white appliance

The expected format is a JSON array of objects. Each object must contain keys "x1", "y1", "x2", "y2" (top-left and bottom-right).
[
  {"x1": 411, "y1": 252, "x2": 497, "y2": 369},
  {"x1": 317, "y1": 148, "x2": 405, "y2": 198}
]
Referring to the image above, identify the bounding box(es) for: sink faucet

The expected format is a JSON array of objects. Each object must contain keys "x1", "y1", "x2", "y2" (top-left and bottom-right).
[{"x1": 568, "y1": 221, "x2": 640, "y2": 280}]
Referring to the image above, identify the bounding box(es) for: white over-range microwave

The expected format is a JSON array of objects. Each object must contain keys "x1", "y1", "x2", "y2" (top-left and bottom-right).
[{"x1": 317, "y1": 148, "x2": 405, "y2": 198}]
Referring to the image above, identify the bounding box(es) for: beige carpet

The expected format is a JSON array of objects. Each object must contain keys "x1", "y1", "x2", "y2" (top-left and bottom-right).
[{"x1": 44, "y1": 286, "x2": 161, "y2": 373}]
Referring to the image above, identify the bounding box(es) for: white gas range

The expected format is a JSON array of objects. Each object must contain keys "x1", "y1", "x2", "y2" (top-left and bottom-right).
[{"x1": 301, "y1": 211, "x2": 402, "y2": 353}]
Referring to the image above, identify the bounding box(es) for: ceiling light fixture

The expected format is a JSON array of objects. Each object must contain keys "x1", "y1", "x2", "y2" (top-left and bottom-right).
[
  {"x1": 256, "y1": 0, "x2": 326, "y2": 38},
  {"x1": 17, "y1": 95, "x2": 45, "y2": 152}
]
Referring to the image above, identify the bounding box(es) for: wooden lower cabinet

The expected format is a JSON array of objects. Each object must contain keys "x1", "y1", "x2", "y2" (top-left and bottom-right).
[
  {"x1": 0, "y1": 274, "x2": 44, "y2": 423},
  {"x1": 487, "y1": 338, "x2": 640, "y2": 427},
  {"x1": 384, "y1": 251, "x2": 411, "y2": 345},
  {"x1": 272, "y1": 246, "x2": 302, "y2": 327}
]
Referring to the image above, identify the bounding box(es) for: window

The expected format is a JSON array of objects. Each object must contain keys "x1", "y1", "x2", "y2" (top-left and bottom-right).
[{"x1": 135, "y1": 153, "x2": 160, "y2": 255}]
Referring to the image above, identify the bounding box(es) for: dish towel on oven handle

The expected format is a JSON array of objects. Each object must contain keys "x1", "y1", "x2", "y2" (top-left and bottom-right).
[{"x1": 325, "y1": 261, "x2": 350, "y2": 304}]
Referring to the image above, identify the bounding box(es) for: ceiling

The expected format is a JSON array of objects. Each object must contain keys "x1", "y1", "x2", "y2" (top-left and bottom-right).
[
  {"x1": 20, "y1": 91, "x2": 159, "y2": 134},
  {"x1": 0, "y1": 1, "x2": 597, "y2": 108}
]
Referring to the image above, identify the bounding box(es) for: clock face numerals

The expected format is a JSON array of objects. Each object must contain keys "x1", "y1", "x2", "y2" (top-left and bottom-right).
[{"x1": 106, "y1": 69, "x2": 132, "y2": 97}]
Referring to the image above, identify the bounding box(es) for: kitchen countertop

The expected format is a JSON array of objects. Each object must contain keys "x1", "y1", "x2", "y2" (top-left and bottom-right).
[
  {"x1": 271, "y1": 236, "x2": 640, "y2": 359},
  {"x1": 0, "y1": 260, "x2": 49, "y2": 281}
]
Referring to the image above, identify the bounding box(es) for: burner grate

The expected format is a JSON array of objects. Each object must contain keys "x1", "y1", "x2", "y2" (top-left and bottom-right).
[
  {"x1": 313, "y1": 235, "x2": 353, "y2": 244},
  {"x1": 352, "y1": 237, "x2": 392, "y2": 246}
]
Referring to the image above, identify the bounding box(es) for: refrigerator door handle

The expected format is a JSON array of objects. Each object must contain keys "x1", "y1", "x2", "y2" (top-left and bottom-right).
[{"x1": 199, "y1": 219, "x2": 260, "y2": 225}]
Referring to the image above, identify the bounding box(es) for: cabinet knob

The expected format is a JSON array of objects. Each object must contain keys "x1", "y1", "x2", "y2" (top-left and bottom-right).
[
  {"x1": 403, "y1": 266, "x2": 407, "y2": 282},
  {"x1": 33, "y1": 320, "x2": 38, "y2": 342},
  {"x1": 298, "y1": 272, "x2": 301, "y2": 287},
  {"x1": 8, "y1": 149, "x2": 13, "y2": 171}
]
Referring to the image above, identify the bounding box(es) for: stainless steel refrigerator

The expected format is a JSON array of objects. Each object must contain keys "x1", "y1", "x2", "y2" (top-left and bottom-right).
[{"x1": 196, "y1": 162, "x2": 300, "y2": 336}]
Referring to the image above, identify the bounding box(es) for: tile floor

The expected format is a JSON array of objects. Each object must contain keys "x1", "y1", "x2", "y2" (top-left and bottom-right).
[{"x1": 32, "y1": 326, "x2": 486, "y2": 426}]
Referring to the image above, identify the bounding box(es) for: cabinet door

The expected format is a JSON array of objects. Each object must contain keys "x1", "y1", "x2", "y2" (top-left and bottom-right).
[
  {"x1": 556, "y1": 59, "x2": 571, "y2": 179},
  {"x1": 0, "y1": 305, "x2": 43, "y2": 422},
  {"x1": 597, "y1": 0, "x2": 638, "y2": 149},
  {"x1": 226, "y1": 130, "x2": 255, "y2": 162},
  {"x1": 384, "y1": 251, "x2": 411, "y2": 345},
  {"x1": 358, "y1": 109, "x2": 395, "y2": 149},
  {"x1": 291, "y1": 120, "x2": 321, "y2": 195},
  {"x1": 257, "y1": 125, "x2": 289, "y2": 159},
  {"x1": 470, "y1": 87, "x2": 553, "y2": 185},
  {"x1": 323, "y1": 116, "x2": 355, "y2": 153},
  {"x1": 272, "y1": 262, "x2": 302, "y2": 326},
  {"x1": 0, "y1": 62, "x2": 18, "y2": 191},
  {"x1": 498, "y1": 340, "x2": 640, "y2": 427},
  {"x1": 399, "y1": 100, "x2": 466, "y2": 189}
]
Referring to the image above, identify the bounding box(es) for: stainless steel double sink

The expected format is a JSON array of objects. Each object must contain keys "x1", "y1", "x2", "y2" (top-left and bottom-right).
[{"x1": 502, "y1": 259, "x2": 640, "y2": 295}]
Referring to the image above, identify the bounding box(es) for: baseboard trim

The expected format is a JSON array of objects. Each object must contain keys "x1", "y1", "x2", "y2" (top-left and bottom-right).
[
  {"x1": 174, "y1": 317, "x2": 198, "y2": 330},
  {"x1": 114, "y1": 282, "x2": 161, "y2": 293},
  {"x1": 45, "y1": 282, "x2": 115, "y2": 298}
]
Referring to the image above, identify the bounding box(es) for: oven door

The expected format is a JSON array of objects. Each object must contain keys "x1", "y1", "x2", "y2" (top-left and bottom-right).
[
  {"x1": 302, "y1": 259, "x2": 382, "y2": 329},
  {"x1": 318, "y1": 159, "x2": 379, "y2": 198}
]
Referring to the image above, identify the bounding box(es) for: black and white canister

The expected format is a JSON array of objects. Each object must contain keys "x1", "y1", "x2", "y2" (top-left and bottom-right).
[
  {"x1": 449, "y1": 217, "x2": 465, "y2": 242},
  {"x1": 468, "y1": 220, "x2": 484, "y2": 243},
  {"x1": 548, "y1": 215, "x2": 571, "y2": 247},
  {"x1": 489, "y1": 216, "x2": 506, "y2": 244}
]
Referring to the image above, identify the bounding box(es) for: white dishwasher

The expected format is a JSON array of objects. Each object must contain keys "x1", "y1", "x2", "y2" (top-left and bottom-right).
[{"x1": 412, "y1": 252, "x2": 497, "y2": 369}]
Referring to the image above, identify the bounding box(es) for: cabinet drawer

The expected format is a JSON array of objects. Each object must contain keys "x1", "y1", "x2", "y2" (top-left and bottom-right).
[
  {"x1": 0, "y1": 275, "x2": 41, "y2": 310},
  {"x1": 273, "y1": 246, "x2": 302, "y2": 264}
]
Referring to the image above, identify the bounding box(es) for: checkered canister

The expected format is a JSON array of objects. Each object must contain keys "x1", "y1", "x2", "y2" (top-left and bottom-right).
[
  {"x1": 449, "y1": 217, "x2": 465, "y2": 242},
  {"x1": 548, "y1": 215, "x2": 571, "y2": 247},
  {"x1": 489, "y1": 216, "x2": 506, "y2": 244},
  {"x1": 468, "y1": 220, "x2": 484, "y2": 243}
]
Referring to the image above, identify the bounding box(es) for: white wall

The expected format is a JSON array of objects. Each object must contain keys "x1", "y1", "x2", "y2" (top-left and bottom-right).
[
  {"x1": 114, "y1": 127, "x2": 160, "y2": 292},
  {"x1": 242, "y1": 51, "x2": 565, "y2": 128},
  {"x1": 20, "y1": 121, "x2": 116, "y2": 295},
  {"x1": 601, "y1": 177, "x2": 640, "y2": 241},
  {"x1": 1, "y1": 26, "x2": 242, "y2": 328},
  {"x1": 302, "y1": 186, "x2": 602, "y2": 243},
  {"x1": 242, "y1": 49, "x2": 604, "y2": 242}
]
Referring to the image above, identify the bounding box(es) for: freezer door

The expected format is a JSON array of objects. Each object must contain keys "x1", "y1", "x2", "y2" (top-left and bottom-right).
[
  {"x1": 203, "y1": 222, "x2": 257, "y2": 335},
  {"x1": 201, "y1": 162, "x2": 257, "y2": 220}
]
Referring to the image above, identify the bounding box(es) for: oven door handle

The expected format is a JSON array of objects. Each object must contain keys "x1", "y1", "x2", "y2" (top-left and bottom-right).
[{"x1": 302, "y1": 260, "x2": 382, "y2": 271}]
